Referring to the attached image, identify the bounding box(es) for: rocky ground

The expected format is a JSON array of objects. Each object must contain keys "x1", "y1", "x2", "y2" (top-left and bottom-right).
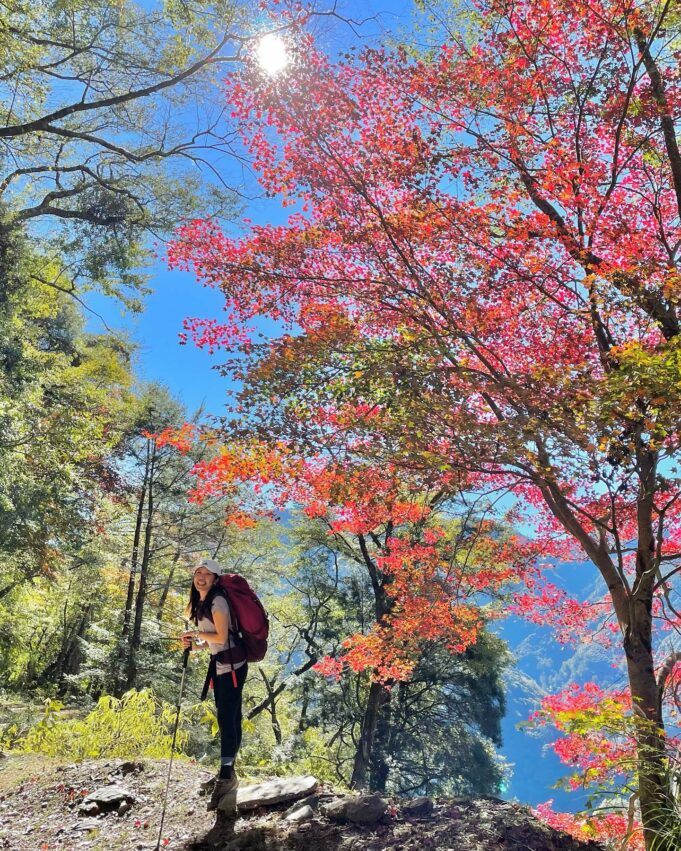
[{"x1": 0, "y1": 754, "x2": 605, "y2": 851}]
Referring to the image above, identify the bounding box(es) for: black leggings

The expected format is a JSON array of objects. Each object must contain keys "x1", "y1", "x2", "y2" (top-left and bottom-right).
[{"x1": 213, "y1": 663, "x2": 248, "y2": 769}]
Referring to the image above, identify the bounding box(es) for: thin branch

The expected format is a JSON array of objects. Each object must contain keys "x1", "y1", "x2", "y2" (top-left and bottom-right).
[{"x1": 0, "y1": 33, "x2": 244, "y2": 140}]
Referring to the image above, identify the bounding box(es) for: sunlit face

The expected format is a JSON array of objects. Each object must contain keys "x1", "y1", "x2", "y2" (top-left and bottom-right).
[
  {"x1": 193, "y1": 567, "x2": 217, "y2": 597},
  {"x1": 256, "y1": 33, "x2": 288, "y2": 76}
]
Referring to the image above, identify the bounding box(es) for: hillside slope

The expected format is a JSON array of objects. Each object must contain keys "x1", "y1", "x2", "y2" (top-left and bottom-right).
[{"x1": 0, "y1": 755, "x2": 605, "y2": 851}]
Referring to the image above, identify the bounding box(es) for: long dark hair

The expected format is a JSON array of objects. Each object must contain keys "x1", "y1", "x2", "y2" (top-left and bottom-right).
[{"x1": 186, "y1": 582, "x2": 220, "y2": 625}]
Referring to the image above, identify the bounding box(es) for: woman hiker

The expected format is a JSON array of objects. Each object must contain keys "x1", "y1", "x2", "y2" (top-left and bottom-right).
[{"x1": 182, "y1": 559, "x2": 248, "y2": 812}]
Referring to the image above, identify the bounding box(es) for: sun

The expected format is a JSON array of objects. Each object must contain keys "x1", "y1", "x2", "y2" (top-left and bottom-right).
[{"x1": 256, "y1": 33, "x2": 289, "y2": 76}]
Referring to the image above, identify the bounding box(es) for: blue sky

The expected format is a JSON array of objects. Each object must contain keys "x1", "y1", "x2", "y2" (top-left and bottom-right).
[
  {"x1": 83, "y1": 0, "x2": 618, "y2": 812},
  {"x1": 494, "y1": 560, "x2": 626, "y2": 811},
  {"x1": 87, "y1": 0, "x2": 419, "y2": 415}
]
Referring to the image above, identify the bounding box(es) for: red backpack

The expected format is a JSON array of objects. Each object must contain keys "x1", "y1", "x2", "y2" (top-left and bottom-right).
[{"x1": 214, "y1": 573, "x2": 269, "y2": 663}]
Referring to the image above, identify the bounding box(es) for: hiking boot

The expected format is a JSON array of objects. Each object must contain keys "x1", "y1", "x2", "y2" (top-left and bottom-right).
[{"x1": 207, "y1": 772, "x2": 239, "y2": 813}]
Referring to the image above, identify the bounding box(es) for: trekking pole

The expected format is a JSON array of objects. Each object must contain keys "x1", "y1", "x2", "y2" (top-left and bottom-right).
[{"x1": 156, "y1": 643, "x2": 191, "y2": 851}]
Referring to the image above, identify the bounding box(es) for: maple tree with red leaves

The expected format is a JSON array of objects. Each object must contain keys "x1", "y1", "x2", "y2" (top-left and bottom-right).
[
  {"x1": 167, "y1": 0, "x2": 681, "y2": 846},
  {"x1": 155, "y1": 424, "x2": 543, "y2": 788}
]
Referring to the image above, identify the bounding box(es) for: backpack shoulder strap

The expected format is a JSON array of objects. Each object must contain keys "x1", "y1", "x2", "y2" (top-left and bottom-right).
[{"x1": 213, "y1": 585, "x2": 239, "y2": 635}]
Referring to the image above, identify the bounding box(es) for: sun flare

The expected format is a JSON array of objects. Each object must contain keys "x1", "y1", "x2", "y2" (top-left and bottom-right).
[{"x1": 256, "y1": 33, "x2": 289, "y2": 76}]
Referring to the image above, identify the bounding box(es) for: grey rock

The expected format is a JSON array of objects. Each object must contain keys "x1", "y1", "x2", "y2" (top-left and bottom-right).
[
  {"x1": 78, "y1": 801, "x2": 100, "y2": 816},
  {"x1": 236, "y1": 775, "x2": 318, "y2": 811},
  {"x1": 323, "y1": 793, "x2": 388, "y2": 825},
  {"x1": 79, "y1": 784, "x2": 135, "y2": 815},
  {"x1": 282, "y1": 793, "x2": 319, "y2": 819},
  {"x1": 284, "y1": 803, "x2": 314, "y2": 822},
  {"x1": 73, "y1": 818, "x2": 101, "y2": 831},
  {"x1": 117, "y1": 799, "x2": 132, "y2": 816},
  {"x1": 402, "y1": 796, "x2": 434, "y2": 817}
]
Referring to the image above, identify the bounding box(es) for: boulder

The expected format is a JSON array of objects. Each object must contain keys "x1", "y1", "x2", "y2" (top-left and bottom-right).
[
  {"x1": 236, "y1": 775, "x2": 318, "y2": 812},
  {"x1": 284, "y1": 804, "x2": 314, "y2": 822},
  {"x1": 323, "y1": 793, "x2": 388, "y2": 825},
  {"x1": 78, "y1": 784, "x2": 135, "y2": 815},
  {"x1": 402, "y1": 796, "x2": 434, "y2": 817}
]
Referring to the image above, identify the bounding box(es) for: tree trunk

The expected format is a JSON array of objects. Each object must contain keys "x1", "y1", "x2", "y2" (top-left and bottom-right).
[
  {"x1": 536, "y1": 443, "x2": 675, "y2": 850},
  {"x1": 626, "y1": 564, "x2": 672, "y2": 842},
  {"x1": 120, "y1": 443, "x2": 150, "y2": 643},
  {"x1": 629, "y1": 447, "x2": 675, "y2": 850},
  {"x1": 259, "y1": 668, "x2": 282, "y2": 744},
  {"x1": 126, "y1": 437, "x2": 157, "y2": 690},
  {"x1": 38, "y1": 604, "x2": 93, "y2": 691},
  {"x1": 57, "y1": 605, "x2": 93, "y2": 695},
  {"x1": 156, "y1": 516, "x2": 185, "y2": 621},
  {"x1": 297, "y1": 679, "x2": 310, "y2": 732},
  {"x1": 627, "y1": 635, "x2": 672, "y2": 850},
  {"x1": 370, "y1": 685, "x2": 392, "y2": 792},
  {"x1": 351, "y1": 679, "x2": 392, "y2": 790},
  {"x1": 113, "y1": 442, "x2": 150, "y2": 696},
  {"x1": 350, "y1": 532, "x2": 395, "y2": 791}
]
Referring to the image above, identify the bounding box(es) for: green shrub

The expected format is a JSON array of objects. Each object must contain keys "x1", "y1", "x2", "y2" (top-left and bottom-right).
[{"x1": 6, "y1": 689, "x2": 188, "y2": 761}]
